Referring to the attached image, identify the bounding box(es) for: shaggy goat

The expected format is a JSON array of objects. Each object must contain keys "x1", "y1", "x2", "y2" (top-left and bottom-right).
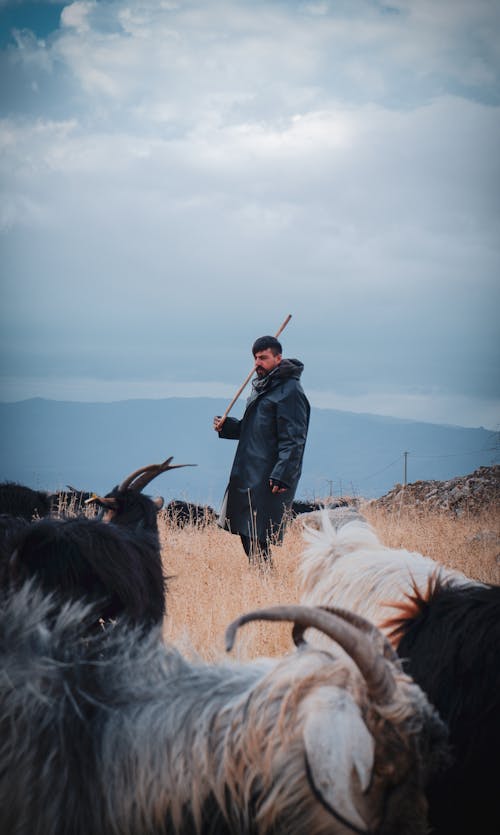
[
  {"x1": 8, "y1": 516, "x2": 164, "y2": 628},
  {"x1": 164, "y1": 499, "x2": 217, "y2": 528},
  {"x1": 6, "y1": 456, "x2": 194, "y2": 628},
  {"x1": 298, "y1": 507, "x2": 473, "y2": 628},
  {"x1": 0, "y1": 586, "x2": 449, "y2": 835},
  {"x1": 0, "y1": 481, "x2": 52, "y2": 521},
  {"x1": 299, "y1": 507, "x2": 500, "y2": 835},
  {"x1": 0, "y1": 514, "x2": 28, "y2": 585}
]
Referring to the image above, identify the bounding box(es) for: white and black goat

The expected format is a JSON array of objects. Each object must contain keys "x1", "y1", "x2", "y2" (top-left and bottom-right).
[
  {"x1": 6, "y1": 457, "x2": 194, "y2": 629},
  {"x1": 0, "y1": 585, "x2": 448, "y2": 835},
  {"x1": 299, "y1": 507, "x2": 500, "y2": 835}
]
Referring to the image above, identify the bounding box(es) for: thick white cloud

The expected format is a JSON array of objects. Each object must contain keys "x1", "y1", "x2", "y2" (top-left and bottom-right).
[{"x1": 0, "y1": 0, "x2": 499, "y2": 428}]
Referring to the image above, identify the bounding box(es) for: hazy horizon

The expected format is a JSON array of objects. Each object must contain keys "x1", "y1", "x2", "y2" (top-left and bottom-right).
[{"x1": 0, "y1": 390, "x2": 498, "y2": 433}]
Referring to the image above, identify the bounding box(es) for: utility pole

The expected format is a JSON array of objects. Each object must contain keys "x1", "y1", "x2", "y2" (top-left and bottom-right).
[
  {"x1": 403, "y1": 451, "x2": 409, "y2": 487},
  {"x1": 327, "y1": 479, "x2": 333, "y2": 497}
]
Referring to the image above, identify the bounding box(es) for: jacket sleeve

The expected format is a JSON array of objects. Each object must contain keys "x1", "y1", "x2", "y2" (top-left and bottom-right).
[
  {"x1": 218, "y1": 416, "x2": 241, "y2": 440},
  {"x1": 270, "y1": 387, "x2": 310, "y2": 487}
]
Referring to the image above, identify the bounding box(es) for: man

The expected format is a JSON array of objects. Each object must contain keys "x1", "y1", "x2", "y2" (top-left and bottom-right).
[{"x1": 213, "y1": 335, "x2": 310, "y2": 565}]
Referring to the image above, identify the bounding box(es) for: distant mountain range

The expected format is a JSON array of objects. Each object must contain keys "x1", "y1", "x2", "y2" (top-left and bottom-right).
[{"x1": 0, "y1": 397, "x2": 497, "y2": 504}]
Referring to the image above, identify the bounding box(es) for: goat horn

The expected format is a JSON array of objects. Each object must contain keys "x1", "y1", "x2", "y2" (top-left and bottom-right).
[
  {"x1": 118, "y1": 457, "x2": 197, "y2": 493},
  {"x1": 84, "y1": 493, "x2": 118, "y2": 510},
  {"x1": 84, "y1": 495, "x2": 119, "y2": 509},
  {"x1": 293, "y1": 605, "x2": 400, "y2": 665},
  {"x1": 225, "y1": 604, "x2": 397, "y2": 706}
]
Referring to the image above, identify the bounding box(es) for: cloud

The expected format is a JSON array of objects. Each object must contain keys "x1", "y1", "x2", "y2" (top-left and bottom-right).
[
  {"x1": 0, "y1": 0, "x2": 499, "y2": 429},
  {"x1": 60, "y1": 1, "x2": 95, "y2": 33}
]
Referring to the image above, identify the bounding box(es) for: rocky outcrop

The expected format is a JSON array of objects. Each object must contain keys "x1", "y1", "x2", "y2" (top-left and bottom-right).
[{"x1": 370, "y1": 465, "x2": 499, "y2": 516}]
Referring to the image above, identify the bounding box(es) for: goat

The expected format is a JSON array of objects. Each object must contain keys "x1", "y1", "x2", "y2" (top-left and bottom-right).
[
  {"x1": 6, "y1": 457, "x2": 194, "y2": 629},
  {"x1": 298, "y1": 506, "x2": 473, "y2": 627},
  {"x1": 164, "y1": 499, "x2": 217, "y2": 528},
  {"x1": 299, "y1": 507, "x2": 500, "y2": 835},
  {"x1": 384, "y1": 578, "x2": 500, "y2": 835},
  {"x1": 0, "y1": 481, "x2": 52, "y2": 521},
  {"x1": 0, "y1": 585, "x2": 448, "y2": 835},
  {"x1": 8, "y1": 516, "x2": 163, "y2": 628},
  {"x1": 0, "y1": 514, "x2": 28, "y2": 585}
]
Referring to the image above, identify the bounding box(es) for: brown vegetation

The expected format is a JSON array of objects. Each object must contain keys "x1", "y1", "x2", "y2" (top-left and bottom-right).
[
  {"x1": 160, "y1": 500, "x2": 499, "y2": 662},
  {"x1": 160, "y1": 520, "x2": 303, "y2": 662},
  {"x1": 363, "y1": 504, "x2": 499, "y2": 585}
]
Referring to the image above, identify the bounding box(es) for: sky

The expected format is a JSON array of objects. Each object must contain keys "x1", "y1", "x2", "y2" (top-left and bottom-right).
[{"x1": 0, "y1": 0, "x2": 499, "y2": 430}]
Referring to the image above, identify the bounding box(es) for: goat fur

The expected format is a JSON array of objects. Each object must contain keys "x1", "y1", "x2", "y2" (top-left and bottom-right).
[
  {"x1": 299, "y1": 507, "x2": 499, "y2": 835},
  {"x1": 299, "y1": 507, "x2": 473, "y2": 636},
  {"x1": 0, "y1": 585, "x2": 449, "y2": 835},
  {"x1": 8, "y1": 515, "x2": 165, "y2": 628}
]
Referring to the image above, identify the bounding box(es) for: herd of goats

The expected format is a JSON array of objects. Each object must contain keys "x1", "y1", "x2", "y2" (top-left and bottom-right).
[{"x1": 0, "y1": 457, "x2": 498, "y2": 835}]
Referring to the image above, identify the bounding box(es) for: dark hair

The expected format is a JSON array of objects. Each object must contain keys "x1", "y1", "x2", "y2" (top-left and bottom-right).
[
  {"x1": 10, "y1": 516, "x2": 166, "y2": 628},
  {"x1": 252, "y1": 336, "x2": 282, "y2": 356}
]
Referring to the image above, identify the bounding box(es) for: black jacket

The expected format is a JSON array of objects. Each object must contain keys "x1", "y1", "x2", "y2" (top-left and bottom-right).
[{"x1": 217, "y1": 359, "x2": 310, "y2": 542}]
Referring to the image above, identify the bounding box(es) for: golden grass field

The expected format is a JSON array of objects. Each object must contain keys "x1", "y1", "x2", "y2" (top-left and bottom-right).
[{"x1": 160, "y1": 501, "x2": 499, "y2": 662}]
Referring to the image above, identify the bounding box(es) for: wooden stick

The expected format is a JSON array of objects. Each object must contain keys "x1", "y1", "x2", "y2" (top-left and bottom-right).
[{"x1": 217, "y1": 314, "x2": 292, "y2": 428}]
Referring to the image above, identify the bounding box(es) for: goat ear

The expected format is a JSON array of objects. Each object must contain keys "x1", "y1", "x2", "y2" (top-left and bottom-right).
[
  {"x1": 153, "y1": 496, "x2": 164, "y2": 510},
  {"x1": 303, "y1": 686, "x2": 374, "y2": 832}
]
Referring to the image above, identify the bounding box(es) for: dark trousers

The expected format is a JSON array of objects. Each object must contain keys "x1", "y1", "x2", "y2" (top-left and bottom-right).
[{"x1": 239, "y1": 534, "x2": 273, "y2": 565}]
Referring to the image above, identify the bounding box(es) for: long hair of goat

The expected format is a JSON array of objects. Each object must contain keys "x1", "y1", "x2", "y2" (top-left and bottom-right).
[
  {"x1": 0, "y1": 584, "x2": 448, "y2": 835},
  {"x1": 299, "y1": 510, "x2": 473, "y2": 638}
]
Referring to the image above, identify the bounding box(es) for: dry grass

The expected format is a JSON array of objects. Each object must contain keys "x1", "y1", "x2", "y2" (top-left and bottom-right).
[
  {"x1": 362, "y1": 502, "x2": 500, "y2": 585},
  {"x1": 160, "y1": 520, "x2": 303, "y2": 663},
  {"x1": 160, "y1": 504, "x2": 499, "y2": 662}
]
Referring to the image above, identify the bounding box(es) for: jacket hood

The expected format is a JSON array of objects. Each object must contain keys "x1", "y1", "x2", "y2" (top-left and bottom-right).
[
  {"x1": 274, "y1": 358, "x2": 304, "y2": 379},
  {"x1": 251, "y1": 358, "x2": 304, "y2": 394}
]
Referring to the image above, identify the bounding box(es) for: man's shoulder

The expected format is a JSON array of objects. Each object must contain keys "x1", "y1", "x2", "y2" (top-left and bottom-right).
[{"x1": 270, "y1": 375, "x2": 309, "y2": 400}]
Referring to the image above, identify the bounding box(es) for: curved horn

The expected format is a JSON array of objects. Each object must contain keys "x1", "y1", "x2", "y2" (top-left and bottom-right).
[
  {"x1": 225, "y1": 604, "x2": 397, "y2": 706},
  {"x1": 293, "y1": 605, "x2": 400, "y2": 665},
  {"x1": 118, "y1": 457, "x2": 197, "y2": 493},
  {"x1": 84, "y1": 495, "x2": 119, "y2": 509},
  {"x1": 118, "y1": 458, "x2": 173, "y2": 492}
]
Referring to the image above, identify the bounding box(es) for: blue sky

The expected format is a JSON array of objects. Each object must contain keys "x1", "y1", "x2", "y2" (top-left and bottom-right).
[{"x1": 1, "y1": 0, "x2": 499, "y2": 429}]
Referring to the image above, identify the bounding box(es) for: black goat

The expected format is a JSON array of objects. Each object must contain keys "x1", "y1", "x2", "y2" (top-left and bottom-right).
[
  {"x1": 85, "y1": 455, "x2": 196, "y2": 535},
  {"x1": 164, "y1": 500, "x2": 217, "y2": 528},
  {"x1": 8, "y1": 456, "x2": 194, "y2": 629},
  {"x1": 386, "y1": 578, "x2": 500, "y2": 835},
  {"x1": 9, "y1": 517, "x2": 163, "y2": 628},
  {"x1": 0, "y1": 514, "x2": 29, "y2": 585},
  {"x1": 0, "y1": 481, "x2": 52, "y2": 521}
]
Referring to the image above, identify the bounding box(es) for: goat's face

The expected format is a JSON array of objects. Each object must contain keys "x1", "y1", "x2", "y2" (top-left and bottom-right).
[
  {"x1": 226, "y1": 605, "x2": 450, "y2": 835},
  {"x1": 86, "y1": 456, "x2": 195, "y2": 532},
  {"x1": 94, "y1": 489, "x2": 164, "y2": 531},
  {"x1": 366, "y1": 695, "x2": 450, "y2": 835}
]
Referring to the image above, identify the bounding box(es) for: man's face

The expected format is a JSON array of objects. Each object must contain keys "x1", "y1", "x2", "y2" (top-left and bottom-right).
[{"x1": 254, "y1": 348, "x2": 282, "y2": 378}]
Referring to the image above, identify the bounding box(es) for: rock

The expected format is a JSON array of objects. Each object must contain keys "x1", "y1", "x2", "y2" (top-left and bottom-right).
[{"x1": 369, "y1": 465, "x2": 500, "y2": 516}]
